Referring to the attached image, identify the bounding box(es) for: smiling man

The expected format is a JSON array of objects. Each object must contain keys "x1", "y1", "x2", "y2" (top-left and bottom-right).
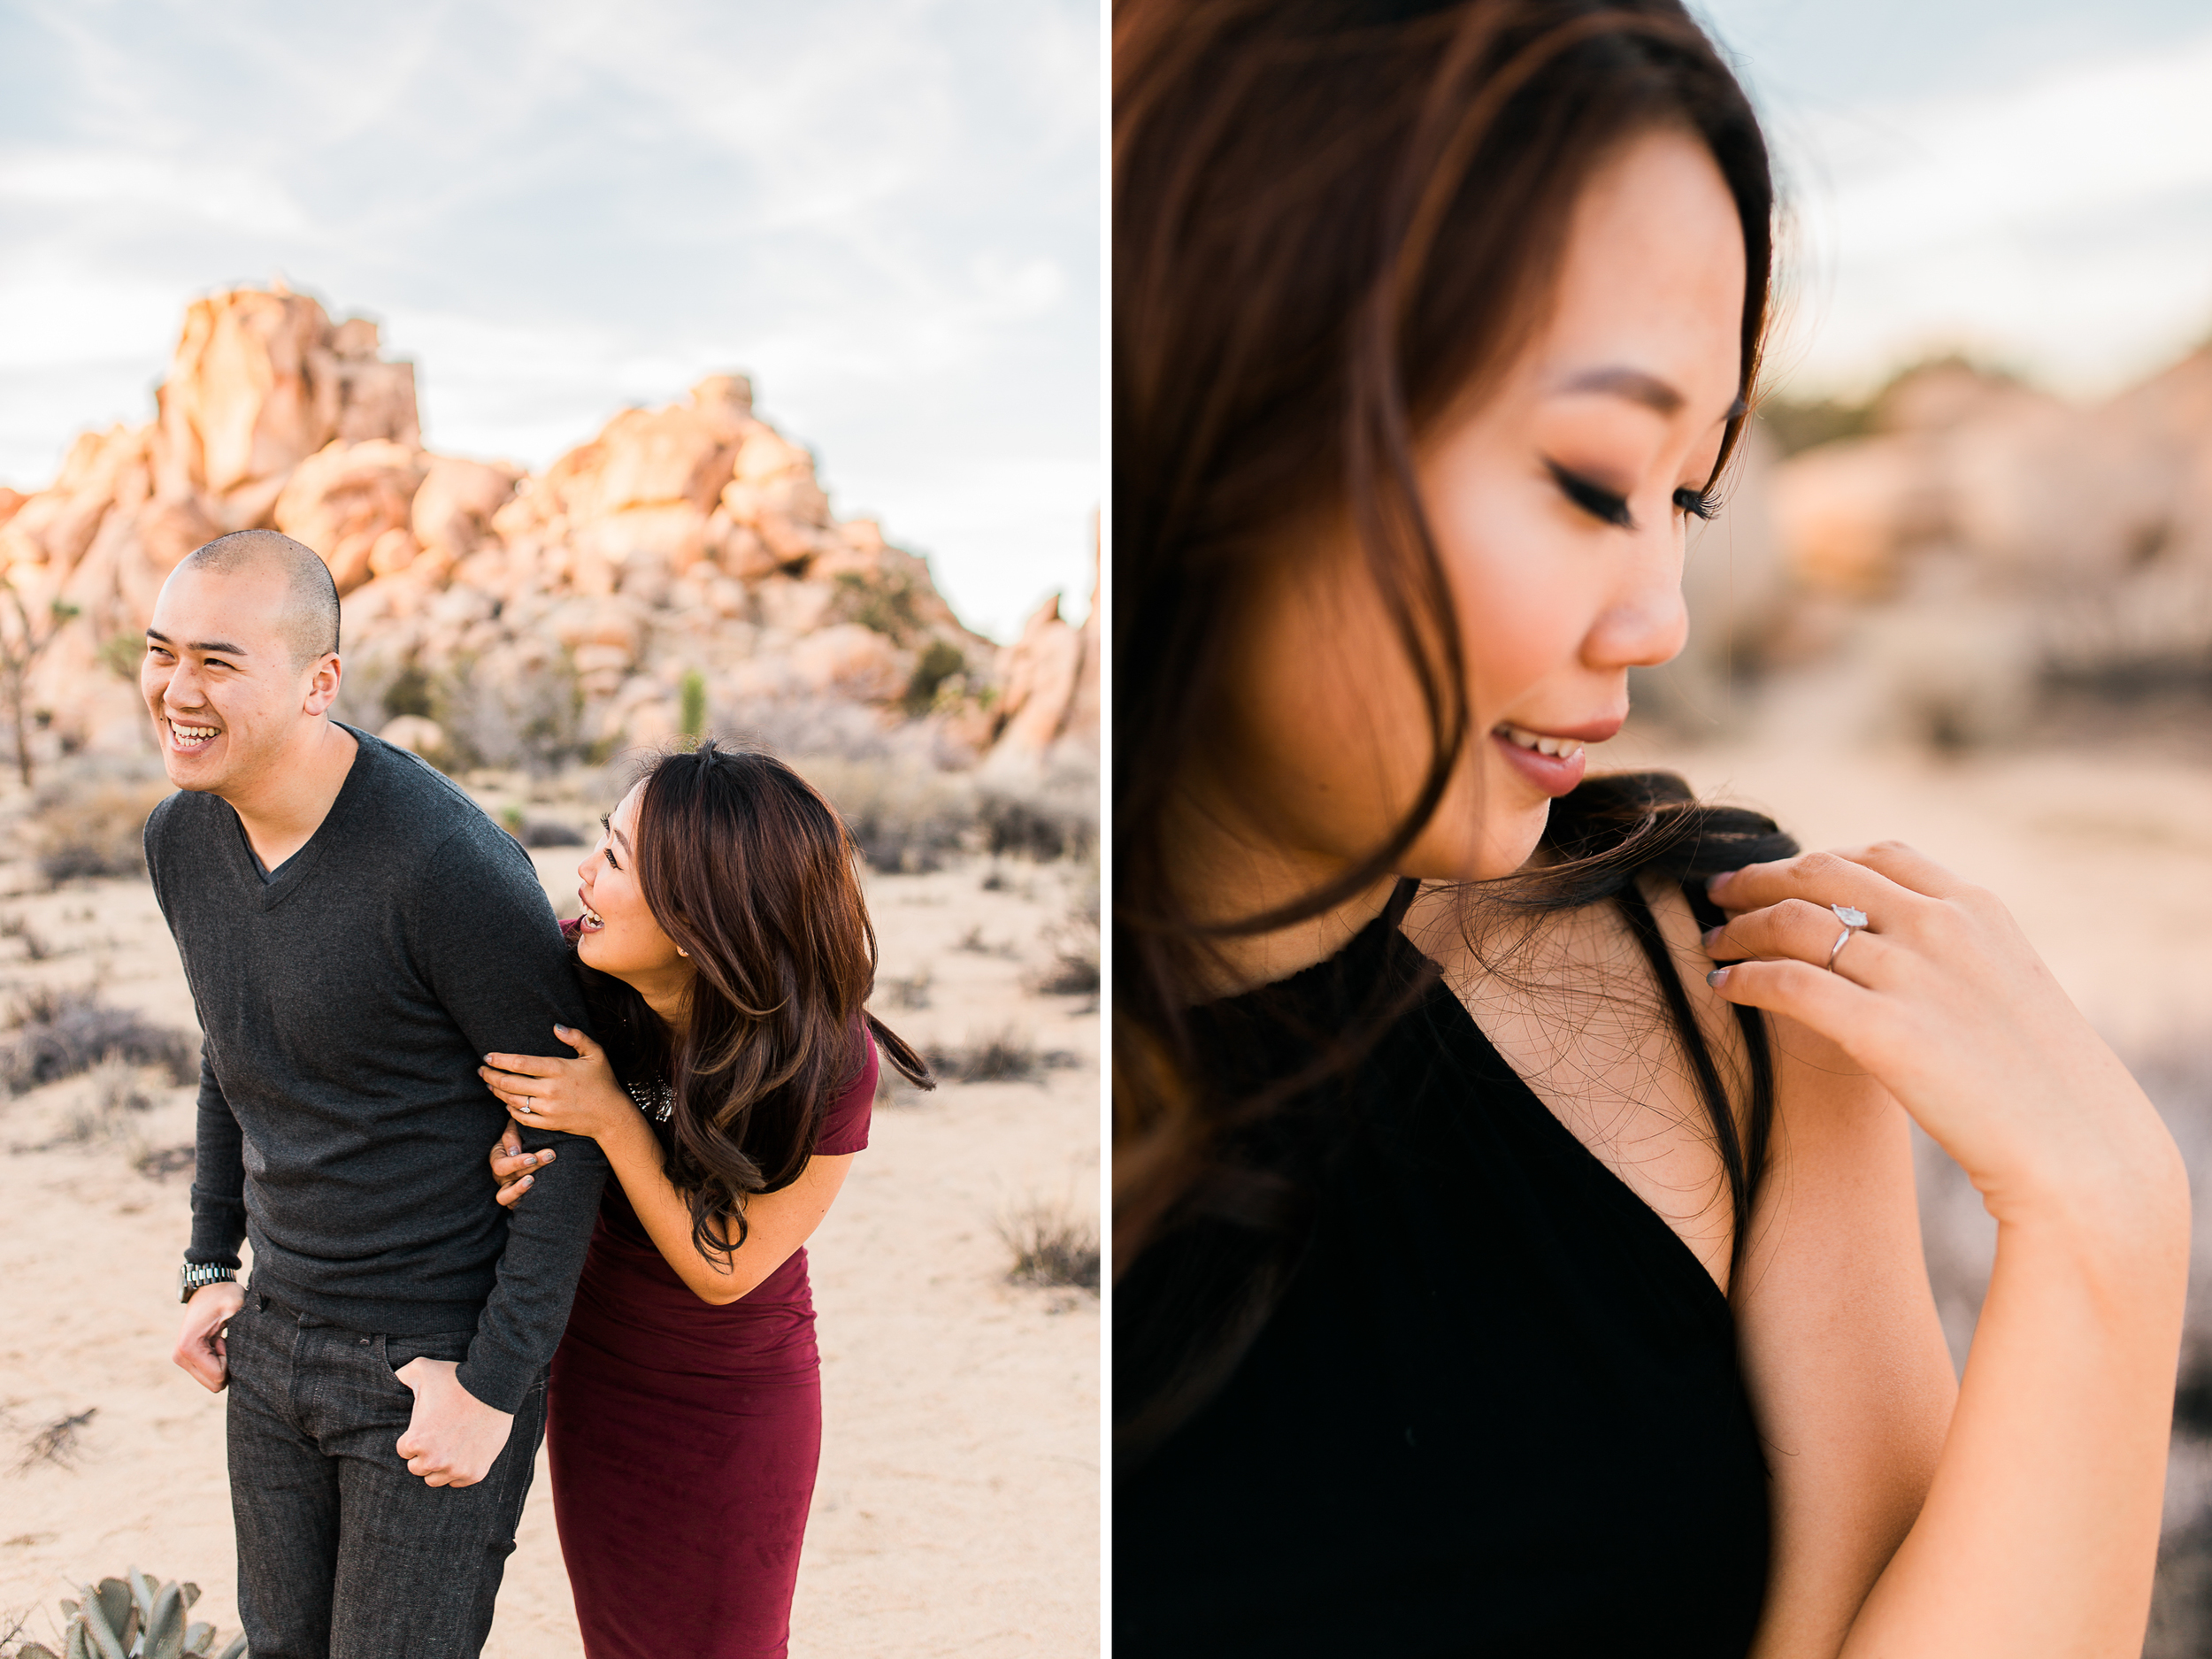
[{"x1": 146, "y1": 529, "x2": 606, "y2": 1659}]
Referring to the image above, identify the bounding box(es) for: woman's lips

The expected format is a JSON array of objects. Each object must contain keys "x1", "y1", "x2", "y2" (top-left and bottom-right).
[
  {"x1": 1489, "y1": 718, "x2": 1618, "y2": 798},
  {"x1": 576, "y1": 895, "x2": 604, "y2": 933}
]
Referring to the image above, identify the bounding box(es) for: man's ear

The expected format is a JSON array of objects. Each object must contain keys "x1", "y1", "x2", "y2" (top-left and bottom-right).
[{"x1": 303, "y1": 652, "x2": 343, "y2": 718}]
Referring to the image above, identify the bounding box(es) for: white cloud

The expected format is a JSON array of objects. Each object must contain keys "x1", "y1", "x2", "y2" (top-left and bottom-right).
[
  {"x1": 0, "y1": 0, "x2": 1099, "y2": 643},
  {"x1": 1766, "y1": 27, "x2": 2212, "y2": 396}
]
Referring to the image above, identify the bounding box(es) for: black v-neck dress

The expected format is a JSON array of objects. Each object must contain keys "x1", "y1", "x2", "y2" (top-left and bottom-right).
[{"x1": 1115, "y1": 900, "x2": 1770, "y2": 1657}]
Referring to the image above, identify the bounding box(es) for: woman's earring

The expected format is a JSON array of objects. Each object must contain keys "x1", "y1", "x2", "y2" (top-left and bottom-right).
[{"x1": 677, "y1": 947, "x2": 688, "y2": 957}]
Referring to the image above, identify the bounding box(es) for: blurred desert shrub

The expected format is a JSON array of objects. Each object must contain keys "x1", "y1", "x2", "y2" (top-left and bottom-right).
[
  {"x1": 997, "y1": 1197, "x2": 1101, "y2": 1293},
  {"x1": 927, "y1": 1027, "x2": 1042, "y2": 1084},
  {"x1": 798, "y1": 753, "x2": 975, "y2": 874},
  {"x1": 1029, "y1": 866, "x2": 1101, "y2": 998},
  {"x1": 0, "y1": 985, "x2": 196, "y2": 1094},
  {"x1": 978, "y1": 748, "x2": 1099, "y2": 863},
  {"x1": 336, "y1": 649, "x2": 590, "y2": 774},
  {"x1": 29, "y1": 766, "x2": 173, "y2": 886}
]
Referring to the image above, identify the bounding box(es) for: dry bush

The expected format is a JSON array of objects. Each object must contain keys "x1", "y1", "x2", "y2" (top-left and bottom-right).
[
  {"x1": 14, "y1": 1407, "x2": 95, "y2": 1474},
  {"x1": 31, "y1": 775, "x2": 173, "y2": 887},
  {"x1": 0, "y1": 988, "x2": 195, "y2": 1095},
  {"x1": 797, "y1": 753, "x2": 975, "y2": 874},
  {"x1": 1028, "y1": 872, "x2": 1100, "y2": 998},
  {"x1": 0, "y1": 914, "x2": 50, "y2": 961},
  {"x1": 976, "y1": 764, "x2": 1097, "y2": 863},
  {"x1": 927, "y1": 1028, "x2": 1041, "y2": 1084},
  {"x1": 997, "y1": 1199, "x2": 1101, "y2": 1293},
  {"x1": 879, "y1": 969, "x2": 933, "y2": 1010}
]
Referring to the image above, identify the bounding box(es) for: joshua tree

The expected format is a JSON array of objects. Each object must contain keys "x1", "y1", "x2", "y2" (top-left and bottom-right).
[{"x1": 0, "y1": 578, "x2": 79, "y2": 790}]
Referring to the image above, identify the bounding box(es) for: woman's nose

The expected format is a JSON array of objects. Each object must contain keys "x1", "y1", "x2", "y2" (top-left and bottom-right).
[{"x1": 1585, "y1": 541, "x2": 1690, "y2": 672}]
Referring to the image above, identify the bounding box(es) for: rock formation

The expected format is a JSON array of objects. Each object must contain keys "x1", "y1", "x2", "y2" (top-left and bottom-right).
[
  {"x1": 0, "y1": 284, "x2": 1092, "y2": 773},
  {"x1": 1762, "y1": 354, "x2": 2212, "y2": 744}
]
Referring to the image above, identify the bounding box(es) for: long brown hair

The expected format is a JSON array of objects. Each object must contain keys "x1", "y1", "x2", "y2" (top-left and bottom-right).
[
  {"x1": 579, "y1": 741, "x2": 932, "y2": 1262},
  {"x1": 1115, "y1": 0, "x2": 1782, "y2": 1281}
]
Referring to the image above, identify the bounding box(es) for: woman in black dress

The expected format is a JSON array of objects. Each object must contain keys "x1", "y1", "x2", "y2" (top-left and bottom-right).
[{"x1": 1113, "y1": 4, "x2": 2187, "y2": 1655}]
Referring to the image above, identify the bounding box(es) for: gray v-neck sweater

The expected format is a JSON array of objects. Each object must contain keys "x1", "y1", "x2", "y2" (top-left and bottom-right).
[{"x1": 149, "y1": 726, "x2": 608, "y2": 1412}]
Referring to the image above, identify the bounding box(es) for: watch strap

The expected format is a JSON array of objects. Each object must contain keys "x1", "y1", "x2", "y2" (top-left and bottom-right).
[{"x1": 179, "y1": 1262, "x2": 237, "y2": 1303}]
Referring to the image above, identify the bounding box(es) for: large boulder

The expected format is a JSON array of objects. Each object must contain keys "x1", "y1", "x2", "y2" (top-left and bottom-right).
[
  {"x1": 411, "y1": 456, "x2": 519, "y2": 565},
  {"x1": 274, "y1": 440, "x2": 428, "y2": 595},
  {"x1": 4, "y1": 284, "x2": 1010, "y2": 768}
]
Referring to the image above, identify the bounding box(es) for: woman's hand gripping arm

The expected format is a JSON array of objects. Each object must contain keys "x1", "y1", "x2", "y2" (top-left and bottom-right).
[
  {"x1": 481, "y1": 1028, "x2": 852, "y2": 1306},
  {"x1": 1706, "y1": 842, "x2": 2188, "y2": 1659}
]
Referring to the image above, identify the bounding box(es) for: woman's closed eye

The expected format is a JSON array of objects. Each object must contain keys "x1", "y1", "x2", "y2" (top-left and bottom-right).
[
  {"x1": 1548, "y1": 460, "x2": 1723, "y2": 527},
  {"x1": 1547, "y1": 461, "x2": 1633, "y2": 529}
]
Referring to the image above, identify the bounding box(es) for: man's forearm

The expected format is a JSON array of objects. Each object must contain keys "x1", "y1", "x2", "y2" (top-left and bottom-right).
[
  {"x1": 187, "y1": 1056, "x2": 247, "y2": 1267},
  {"x1": 455, "y1": 1127, "x2": 608, "y2": 1411}
]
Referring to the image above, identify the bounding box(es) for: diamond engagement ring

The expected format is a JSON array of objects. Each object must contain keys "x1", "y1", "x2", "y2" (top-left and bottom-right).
[{"x1": 1826, "y1": 903, "x2": 1869, "y2": 972}]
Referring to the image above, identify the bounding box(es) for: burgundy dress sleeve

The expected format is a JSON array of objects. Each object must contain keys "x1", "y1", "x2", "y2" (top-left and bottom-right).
[{"x1": 815, "y1": 1025, "x2": 877, "y2": 1157}]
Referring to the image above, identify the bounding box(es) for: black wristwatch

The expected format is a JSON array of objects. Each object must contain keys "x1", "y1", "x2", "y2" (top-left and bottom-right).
[{"x1": 178, "y1": 1262, "x2": 237, "y2": 1303}]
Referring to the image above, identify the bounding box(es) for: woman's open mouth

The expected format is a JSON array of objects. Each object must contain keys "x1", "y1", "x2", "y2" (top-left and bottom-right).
[
  {"x1": 577, "y1": 898, "x2": 604, "y2": 933},
  {"x1": 1489, "y1": 718, "x2": 1615, "y2": 798}
]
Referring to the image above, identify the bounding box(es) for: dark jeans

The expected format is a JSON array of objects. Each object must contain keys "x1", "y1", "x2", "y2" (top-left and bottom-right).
[{"x1": 226, "y1": 1289, "x2": 547, "y2": 1659}]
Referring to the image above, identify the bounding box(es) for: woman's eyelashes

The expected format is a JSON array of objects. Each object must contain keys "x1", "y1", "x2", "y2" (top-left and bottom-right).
[
  {"x1": 1674, "y1": 485, "x2": 1721, "y2": 521},
  {"x1": 1546, "y1": 461, "x2": 1633, "y2": 529},
  {"x1": 1546, "y1": 460, "x2": 1724, "y2": 527}
]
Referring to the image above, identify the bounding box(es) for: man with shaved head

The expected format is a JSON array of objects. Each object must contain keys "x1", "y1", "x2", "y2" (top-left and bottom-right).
[{"x1": 144, "y1": 530, "x2": 608, "y2": 1657}]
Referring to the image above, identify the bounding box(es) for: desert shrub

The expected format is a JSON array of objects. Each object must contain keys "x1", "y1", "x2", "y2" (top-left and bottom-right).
[
  {"x1": 902, "y1": 640, "x2": 966, "y2": 717},
  {"x1": 0, "y1": 987, "x2": 196, "y2": 1094},
  {"x1": 0, "y1": 913, "x2": 50, "y2": 960},
  {"x1": 4, "y1": 1568, "x2": 240, "y2": 1659},
  {"x1": 879, "y1": 969, "x2": 933, "y2": 1010},
  {"x1": 31, "y1": 774, "x2": 173, "y2": 886},
  {"x1": 997, "y1": 1199, "x2": 1101, "y2": 1293},
  {"x1": 975, "y1": 749, "x2": 1097, "y2": 863},
  {"x1": 927, "y1": 1027, "x2": 1041, "y2": 1084},
  {"x1": 1029, "y1": 872, "x2": 1101, "y2": 997},
  {"x1": 495, "y1": 804, "x2": 587, "y2": 848},
  {"x1": 798, "y1": 754, "x2": 976, "y2": 874},
  {"x1": 436, "y1": 652, "x2": 590, "y2": 774}
]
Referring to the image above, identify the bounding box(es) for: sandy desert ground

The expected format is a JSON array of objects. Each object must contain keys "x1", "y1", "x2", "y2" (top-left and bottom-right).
[{"x1": 0, "y1": 795, "x2": 1100, "y2": 1658}]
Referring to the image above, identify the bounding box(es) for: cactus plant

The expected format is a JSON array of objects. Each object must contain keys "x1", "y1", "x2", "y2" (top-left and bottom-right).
[{"x1": 7, "y1": 1571, "x2": 234, "y2": 1659}]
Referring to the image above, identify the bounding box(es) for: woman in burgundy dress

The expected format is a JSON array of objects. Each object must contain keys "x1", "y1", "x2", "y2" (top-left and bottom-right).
[{"x1": 476, "y1": 741, "x2": 930, "y2": 1659}]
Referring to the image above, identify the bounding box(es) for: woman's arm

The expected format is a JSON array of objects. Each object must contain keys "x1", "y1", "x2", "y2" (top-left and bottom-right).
[
  {"x1": 582, "y1": 1110, "x2": 852, "y2": 1305},
  {"x1": 480, "y1": 1027, "x2": 856, "y2": 1307},
  {"x1": 1730, "y1": 1019, "x2": 1957, "y2": 1656},
  {"x1": 1708, "y1": 844, "x2": 2188, "y2": 1659}
]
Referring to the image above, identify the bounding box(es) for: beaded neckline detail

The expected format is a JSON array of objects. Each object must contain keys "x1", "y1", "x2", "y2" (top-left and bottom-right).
[{"x1": 625, "y1": 1078, "x2": 674, "y2": 1124}]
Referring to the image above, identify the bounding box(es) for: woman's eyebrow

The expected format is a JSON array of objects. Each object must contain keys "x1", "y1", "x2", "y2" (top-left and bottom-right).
[{"x1": 1554, "y1": 365, "x2": 1686, "y2": 416}]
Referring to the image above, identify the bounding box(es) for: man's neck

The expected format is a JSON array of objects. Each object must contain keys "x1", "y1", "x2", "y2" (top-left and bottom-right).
[{"x1": 224, "y1": 718, "x2": 361, "y2": 874}]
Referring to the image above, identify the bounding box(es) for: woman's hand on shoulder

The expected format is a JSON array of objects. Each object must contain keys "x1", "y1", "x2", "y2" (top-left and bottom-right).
[
  {"x1": 480, "y1": 1025, "x2": 637, "y2": 1146},
  {"x1": 487, "y1": 1125, "x2": 556, "y2": 1208},
  {"x1": 1703, "y1": 841, "x2": 2185, "y2": 1237}
]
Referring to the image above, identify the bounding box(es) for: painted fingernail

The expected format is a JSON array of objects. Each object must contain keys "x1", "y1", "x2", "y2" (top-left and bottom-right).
[
  {"x1": 1707, "y1": 870, "x2": 1735, "y2": 893},
  {"x1": 1701, "y1": 926, "x2": 1723, "y2": 949},
  {"x1": 1706, "y1": 966, "x2": 1731, "y2": 987},
  {"x1": 517, "y1": 1175, "x2": 533, "y2": 1188}
]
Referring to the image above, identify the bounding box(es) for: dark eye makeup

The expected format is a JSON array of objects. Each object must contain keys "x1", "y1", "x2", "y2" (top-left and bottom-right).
[
  {"x1": 1547, "y1": 461, "x2": 1633, "y2": 529},
  {"x1": 1548, "y1": 460, "x2": 1723, "y2": 528}
]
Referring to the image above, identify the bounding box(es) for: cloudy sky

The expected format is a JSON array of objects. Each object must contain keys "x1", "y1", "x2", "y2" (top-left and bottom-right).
[
  {"x1": 1694, "y1": 0, "x2": 2212, "y2": 400},
  {"x1": 0, "y1": 0, "x2": 1098, "y2": 641}
]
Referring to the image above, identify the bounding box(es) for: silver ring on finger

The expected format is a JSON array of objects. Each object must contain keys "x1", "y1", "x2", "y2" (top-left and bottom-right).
[
  {"x1": 518, "y1": 1101, "x2": 534, "y2": 1116},
  {"x1": 1826, "y1": 903, "x2": 1869, "y2": 972}
]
